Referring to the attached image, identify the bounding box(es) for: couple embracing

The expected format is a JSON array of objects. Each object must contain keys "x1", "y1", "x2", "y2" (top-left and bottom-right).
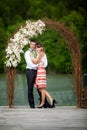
[{"x1": 24, "y1": 41, "x2": 57, "y2": 108}]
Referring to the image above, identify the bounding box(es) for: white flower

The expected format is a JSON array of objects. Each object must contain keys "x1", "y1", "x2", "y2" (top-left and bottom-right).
[{"x1": 5, "y1": 20, "x2": 45, "y2": 67}]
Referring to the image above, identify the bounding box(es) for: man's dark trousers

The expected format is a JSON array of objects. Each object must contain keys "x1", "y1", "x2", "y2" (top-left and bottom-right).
[{"x1": 26, "y1": 69, "x2": 37, "y2": 108}]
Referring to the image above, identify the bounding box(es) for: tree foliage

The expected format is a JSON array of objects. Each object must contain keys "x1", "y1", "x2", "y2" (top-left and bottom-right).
[{"x1": 0, "y1": 0, "x2": 87, "y2": 73}]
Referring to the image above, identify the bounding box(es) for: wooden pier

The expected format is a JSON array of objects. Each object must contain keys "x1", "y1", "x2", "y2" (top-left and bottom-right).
[{"x1": 0, "y1": 106, "x2": 87, "y2": 130}]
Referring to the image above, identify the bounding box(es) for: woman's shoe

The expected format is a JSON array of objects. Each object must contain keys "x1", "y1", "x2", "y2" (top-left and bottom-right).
[
  {"x1": 51, "y1": 99, "x2": 57, "y2": 108},
  {"x1": 37, "y1": 104, "x2": 45, "y2": 108}
]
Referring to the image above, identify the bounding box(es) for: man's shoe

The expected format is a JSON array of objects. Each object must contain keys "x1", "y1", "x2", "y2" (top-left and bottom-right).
[{"x1": 30, "y1": 106, "x2": 35, "y2": 109}]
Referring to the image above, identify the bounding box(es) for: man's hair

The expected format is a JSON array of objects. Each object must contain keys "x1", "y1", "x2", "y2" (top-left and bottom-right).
[{"x1": 30, "y1": 40, "x2": 36, "y2": 43}]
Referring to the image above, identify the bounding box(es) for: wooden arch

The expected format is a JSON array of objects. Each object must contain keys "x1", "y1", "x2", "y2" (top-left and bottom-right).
[
  {"x1": 44, "y1": 20, "x2": 82, "y2": 108},
  {"x1": 6, "y1": 19, "x2": 83, "y2": 108}
]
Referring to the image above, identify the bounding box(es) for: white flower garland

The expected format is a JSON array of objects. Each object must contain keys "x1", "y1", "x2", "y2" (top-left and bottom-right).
[{"x1": 5, "y1": 20, "x2": 45, "y2": 67}]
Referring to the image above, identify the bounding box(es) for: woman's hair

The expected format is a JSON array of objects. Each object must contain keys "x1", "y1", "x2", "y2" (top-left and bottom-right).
[
  {"x1": 36, "y1": 42, "x2": 43, "y2": 47},
  {"x1": 36, "y1": 42, "x2": 44, "y2": 51}
]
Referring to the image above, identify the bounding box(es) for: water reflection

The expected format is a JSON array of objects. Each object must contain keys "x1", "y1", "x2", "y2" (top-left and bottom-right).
[{"x1": 0, "y1": 73, "x2": 76, "y2": 106}]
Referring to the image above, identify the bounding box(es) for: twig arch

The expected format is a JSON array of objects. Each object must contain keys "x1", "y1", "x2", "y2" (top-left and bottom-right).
[
  {"x1": 6, "y1": 19, "x2": 82, "y2": 108},
  {"x1": 44, "y1": 19, "x2": 82, "y2": 108}
]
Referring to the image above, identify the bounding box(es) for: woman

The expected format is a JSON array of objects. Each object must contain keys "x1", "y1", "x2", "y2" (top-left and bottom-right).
[{"x1": 30, "y1": 43, "x2": 57, "y2": 108}]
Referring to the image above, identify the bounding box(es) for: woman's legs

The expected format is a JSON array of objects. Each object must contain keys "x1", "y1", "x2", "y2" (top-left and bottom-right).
[
  {"x1": 39, "y1": 88, "x2": 45, "y2": 106},
  {"x1": 39, "y1": 89, "x2": 53, "y2": 106},
  {"x1": 45, "y1": 90, "x2": 53, "y2": 105},
  {"x1": 45, "y1": 91, "x2": 57, "y2": 107},
  {"x1": 37, "y1": 89, "x2": 51, "y2": 108}
]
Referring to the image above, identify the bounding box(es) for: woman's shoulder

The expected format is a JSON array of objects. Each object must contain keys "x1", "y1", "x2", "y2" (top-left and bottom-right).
[
  {"x1": 43, "y1": 52, "x2": 46, "y2": 57},
  {"x1": 41, "y1": 52, "x2": 46, "y2": 59},
  {"x1": 38, "y1": 52, "x2": 44, "y2": 57}
]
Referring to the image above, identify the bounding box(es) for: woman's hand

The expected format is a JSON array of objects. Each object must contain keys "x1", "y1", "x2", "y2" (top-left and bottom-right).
[
  {"x1": 30, "y1": 52, "x2": 44, "y2": 64},
  {"x1": 29, "y1": 53, "x2": 34, "y2": 59}
]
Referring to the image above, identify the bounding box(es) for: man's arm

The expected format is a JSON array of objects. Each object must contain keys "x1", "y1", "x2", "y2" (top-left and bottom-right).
[{"x1": 24, "y1": 51, "x2": 38, "y2": 68}]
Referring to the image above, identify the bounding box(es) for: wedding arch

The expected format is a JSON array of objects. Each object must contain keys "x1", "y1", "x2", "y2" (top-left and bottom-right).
[{"x1": 5, "y1": 19, "x2": 84, "y2": 108}]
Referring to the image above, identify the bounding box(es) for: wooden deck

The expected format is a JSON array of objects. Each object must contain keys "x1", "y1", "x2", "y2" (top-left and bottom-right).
[{"x1": 0, "y1": 106, "x2": 87, "y2": 130}]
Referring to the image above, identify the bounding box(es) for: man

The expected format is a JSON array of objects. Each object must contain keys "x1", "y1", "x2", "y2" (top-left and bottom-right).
[{"x1": 24, "y1": 40, "x2": 51, "y2": 108}]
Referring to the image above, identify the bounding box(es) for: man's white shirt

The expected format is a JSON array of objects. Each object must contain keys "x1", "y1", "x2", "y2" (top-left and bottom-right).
[{"x1": 24, "y1": 49, "x2": 48, "y2": 70}]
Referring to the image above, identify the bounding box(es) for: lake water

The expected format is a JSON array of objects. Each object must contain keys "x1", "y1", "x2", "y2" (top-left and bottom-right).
[{"x1": 0, "y1": 73, "x2": 77, "y2": 106}]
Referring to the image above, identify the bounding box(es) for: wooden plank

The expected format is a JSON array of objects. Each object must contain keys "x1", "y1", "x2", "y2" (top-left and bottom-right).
[{"x1": 0, "y1": 106, "x2": 87, "y2": 130}]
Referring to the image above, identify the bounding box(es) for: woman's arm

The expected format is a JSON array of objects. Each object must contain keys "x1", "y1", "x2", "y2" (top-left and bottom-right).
[{"x1": 30, "y1": 52, "x2": 44, "y2": 64}]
